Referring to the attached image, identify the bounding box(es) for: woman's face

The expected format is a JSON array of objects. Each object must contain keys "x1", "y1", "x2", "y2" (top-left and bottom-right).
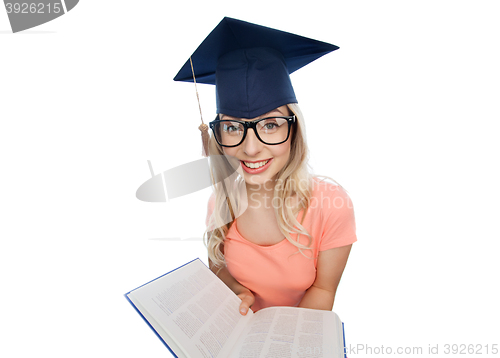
[{"x1": 221, "y1": 105, "x2": 292, "y2": 188}]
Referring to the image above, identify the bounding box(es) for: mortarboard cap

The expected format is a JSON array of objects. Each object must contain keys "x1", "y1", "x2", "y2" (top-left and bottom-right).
[{"x1": 174, "y1": 17, "x2": 339, "y2": 119}]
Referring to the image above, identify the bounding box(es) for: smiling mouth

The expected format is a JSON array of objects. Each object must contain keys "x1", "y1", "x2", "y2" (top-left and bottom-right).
[{"x1": 242, "y1": 159, "x2": 270, "y2": 169}]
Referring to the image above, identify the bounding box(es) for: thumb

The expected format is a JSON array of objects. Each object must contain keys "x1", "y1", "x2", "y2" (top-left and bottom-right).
[{"x1": 237, "y1": 291, "x2": 255, "y2": 315}]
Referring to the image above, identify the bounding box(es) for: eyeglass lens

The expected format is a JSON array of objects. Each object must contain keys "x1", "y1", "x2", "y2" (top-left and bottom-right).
[{"x1": 214, "y1": 118, "x2": 290, "y2": 146}]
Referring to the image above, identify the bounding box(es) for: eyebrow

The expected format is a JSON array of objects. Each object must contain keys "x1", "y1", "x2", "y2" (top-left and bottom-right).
[{"x1": 221, "y1": 109, "x2": 287, "y2": 121}]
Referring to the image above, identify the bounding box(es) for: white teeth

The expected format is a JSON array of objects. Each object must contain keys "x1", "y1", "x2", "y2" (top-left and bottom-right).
[{"x1": 243, "y1": 160, "x2": 269, "y2": 169}]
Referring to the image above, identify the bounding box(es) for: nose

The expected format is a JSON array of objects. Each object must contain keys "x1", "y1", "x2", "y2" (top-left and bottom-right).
[{"x1": 242, "y1": 127, "x2": 263, "y2": 156}]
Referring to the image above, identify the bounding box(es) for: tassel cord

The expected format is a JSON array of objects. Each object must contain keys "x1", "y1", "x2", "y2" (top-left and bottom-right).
[{"x1": 189, "y1": 57, "x2": 210, "y2": 157}]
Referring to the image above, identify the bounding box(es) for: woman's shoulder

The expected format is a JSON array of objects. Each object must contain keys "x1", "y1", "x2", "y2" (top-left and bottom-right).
[{"x1": 308, "y1": 177, "x2": 357, "y2": 249}]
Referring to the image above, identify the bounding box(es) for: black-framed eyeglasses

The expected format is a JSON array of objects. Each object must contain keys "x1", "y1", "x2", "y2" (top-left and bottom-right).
[{"x1": 209, "y1": 115, "x2": 296, "y2": 147}]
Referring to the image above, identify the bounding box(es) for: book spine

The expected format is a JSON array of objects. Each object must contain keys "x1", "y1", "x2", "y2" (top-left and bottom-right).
[
  {"x1": 342, "y1": 322, "x2": 346, "y2": 358},
  {"x1": 124, "y1": 293, "x2": 178, "y2": 358}
]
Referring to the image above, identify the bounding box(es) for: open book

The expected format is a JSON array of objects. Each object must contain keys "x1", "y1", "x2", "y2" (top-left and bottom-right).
[{"x1": 125, "y1": 259, "x2": 346, "y2": 358}]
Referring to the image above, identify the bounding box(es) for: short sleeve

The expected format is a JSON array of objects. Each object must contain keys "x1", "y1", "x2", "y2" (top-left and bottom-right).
[{"x1": 315, "y1": 183, "x2": 357, "y2": 251}]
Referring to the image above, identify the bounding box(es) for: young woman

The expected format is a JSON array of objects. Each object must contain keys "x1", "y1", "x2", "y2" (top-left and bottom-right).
[
  {"x1": 205, "y1": 102, "x2": 356, "y2": 315},
  {"x1": 174, "y1": 17, "x2": 357, "y2": 315}
]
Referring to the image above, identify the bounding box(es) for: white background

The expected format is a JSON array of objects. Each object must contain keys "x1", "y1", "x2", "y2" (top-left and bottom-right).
[{"x1": 1, "y1": 1, "x2": 499, "y2": 357}]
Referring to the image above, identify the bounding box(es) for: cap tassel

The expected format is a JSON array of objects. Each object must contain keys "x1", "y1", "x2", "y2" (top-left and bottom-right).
[
  {"x1": 199, "y1": 123, "x2": 209, "y2": 157},
  {"x1": 190, "y1": 56, "x2": 209, "y2": 157}
]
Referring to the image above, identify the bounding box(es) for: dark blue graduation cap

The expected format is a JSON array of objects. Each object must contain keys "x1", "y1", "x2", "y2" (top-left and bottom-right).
[{"x1": 174, "y1": 17, "x2": 339, "y2": 119}]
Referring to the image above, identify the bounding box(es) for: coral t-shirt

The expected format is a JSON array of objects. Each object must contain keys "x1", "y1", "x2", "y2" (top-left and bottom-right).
[{"x1": 206, "y1": 179, "x2": 357, "y2": 312}]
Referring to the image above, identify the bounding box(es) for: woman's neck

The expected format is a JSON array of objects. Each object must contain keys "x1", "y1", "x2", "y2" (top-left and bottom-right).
[{"x1": 245, "y1": 179, "x2": 276, "y2": 211}]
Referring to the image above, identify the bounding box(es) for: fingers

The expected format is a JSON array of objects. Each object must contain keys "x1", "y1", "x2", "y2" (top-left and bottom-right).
[{"x1": 237, "y1": 292, "x2": 255, "y2": 315}]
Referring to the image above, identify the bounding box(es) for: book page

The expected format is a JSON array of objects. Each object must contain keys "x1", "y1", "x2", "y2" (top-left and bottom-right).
[
  {"x1": 128, "y1": 259, "x2": 253, "y2": 358},
  {"x1": 229, "y1": 306, "x2": 344, "y2": 358}
]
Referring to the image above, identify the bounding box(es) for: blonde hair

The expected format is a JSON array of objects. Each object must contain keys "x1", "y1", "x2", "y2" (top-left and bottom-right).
[{"x1": 205, "y1": 103, "x2": 314, "y2": 267}]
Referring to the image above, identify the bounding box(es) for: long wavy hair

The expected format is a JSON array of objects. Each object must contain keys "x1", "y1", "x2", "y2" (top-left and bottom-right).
[{"x1": 204, "y1": 103, "x2": 315, "y2": 268}]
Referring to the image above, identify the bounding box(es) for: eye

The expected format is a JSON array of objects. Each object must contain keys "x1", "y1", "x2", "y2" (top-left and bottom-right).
[
  {"x1": 222, "y1": 121, "x2": 243, "y2": 135},
  {"x1": 263, "y1": 122, "x2": 278, "y2": 130},
  {"x1": 258, "y1": 118, "x2": 286, "y2": 133}
]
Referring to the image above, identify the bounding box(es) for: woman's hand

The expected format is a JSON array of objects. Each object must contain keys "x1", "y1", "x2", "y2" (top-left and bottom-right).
[{"x1": 236, "y1": 288, "x2": 255, "y2": 315}]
